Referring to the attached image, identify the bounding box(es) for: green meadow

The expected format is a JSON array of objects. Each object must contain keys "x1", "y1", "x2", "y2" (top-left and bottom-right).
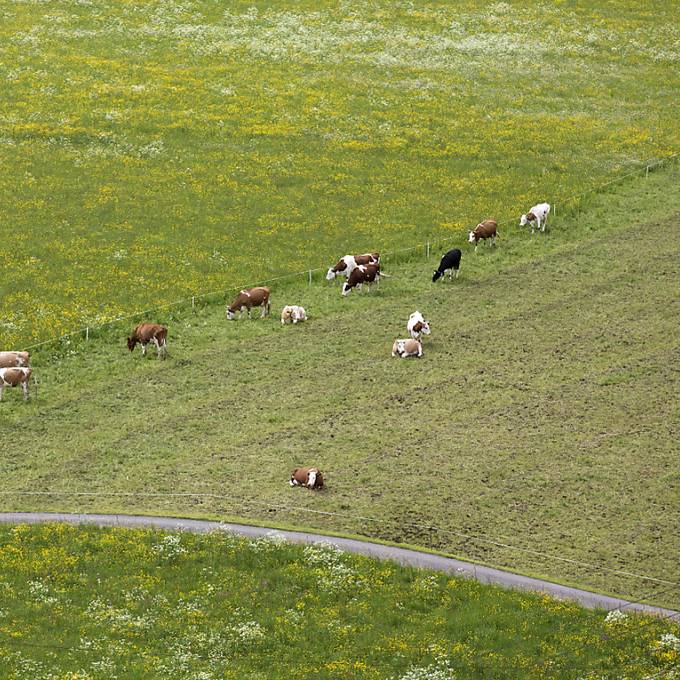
[
  {"x1": 1, "y1": 0, "x2": 679, "y2": 346},
  {"x1": 0, "y1": 523, "x2": 678, "y2": 679},
  {"x1": 3, "y1": 164, "x2": 679, "y2": 609}
]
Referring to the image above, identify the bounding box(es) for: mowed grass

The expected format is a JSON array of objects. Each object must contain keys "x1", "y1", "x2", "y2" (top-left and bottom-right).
[
  {"x1": 2, "y1": 164, "x2": 679, "y2": 608},
  {"x1": 1, "y1": 523, "x2": 678, "y2": 680},
  {"x1": 1, "y1": 0, "x2": 679, "y2": 346}
]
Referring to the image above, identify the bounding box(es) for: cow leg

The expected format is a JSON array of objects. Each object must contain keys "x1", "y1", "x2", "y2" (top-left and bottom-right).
[
  {"x1": 455, "y1": 268, "x2": 459, "y2": 278},
  {"x1": 474, "y1": 243, "x2": 478, "y2": 253},
  {"x1": 0, "y1": 384, "x2": 3, "y2": 401},
  {"x1": 141, "y1": 343, "x2": 147, "y2": 357}
]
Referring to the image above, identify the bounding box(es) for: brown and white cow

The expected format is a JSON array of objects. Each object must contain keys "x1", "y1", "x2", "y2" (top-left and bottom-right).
[
  {"x1": 326, "y1": 252, "x2": 380, "y2": 280},
  {"x1": 290, "y1": 467, "x2": 324, "y2": 490},
  {"x1": 0, "y1": 367, "x2": 32, "y2": 401},
  {"x1": 520, "y1": 202, "x2": 550, "y2": 234},
  {"x1": 468, "y1": 220, "x2": 497, "y2": 252},
  {"x1": 127, "y1": 323, "x2": 168, "y2": 359},
  {"x1": 280, "y1": 305, "x2": 307, "y2": 324},
  {"x1": 391, "y1": 338, "x2": 423, "y2": 358},
  {"x1": 0, "y1": 351, "x2": 30, "y2": 368},
  {"x1": 227, "y1": 287, "x2": 271, "y2": 320},
  {"x1": 341, "y1": 263, "x2": 385, "y2": 296},
  {"x1": 407, "y1": 311, "x2": 431, "y2": 341}
]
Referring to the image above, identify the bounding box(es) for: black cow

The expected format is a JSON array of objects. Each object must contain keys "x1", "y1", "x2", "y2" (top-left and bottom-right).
[{"x1": 432, "y1": 249, "x2": 462, "y2": 282}]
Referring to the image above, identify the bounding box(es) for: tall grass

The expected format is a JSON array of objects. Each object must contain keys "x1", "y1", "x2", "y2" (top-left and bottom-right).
[{"x1": 0, "y1": 523, "x2": 677, "y2": 679}]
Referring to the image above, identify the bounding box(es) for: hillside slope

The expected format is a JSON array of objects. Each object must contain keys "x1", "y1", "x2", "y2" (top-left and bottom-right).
[{"x1": 2, "y1": 165, "x2": 680, "y2": 607}]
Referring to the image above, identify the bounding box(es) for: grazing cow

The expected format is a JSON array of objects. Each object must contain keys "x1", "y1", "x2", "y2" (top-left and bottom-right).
[
  {"x1": 280, "y1": 305, "x2": 307, "y2": 324},
  {"x1": 290, "y1": 467, "x2": 324, "y2": 490},
  {"x1": 227, "y1": 287, "x2": 271, "y2": 320},
  {"x1": 432, "y1": 248, "x2": 462, "y2": 282},
  {"x1": 326, "y1": 252, "x2": 380, "y2": 280},
  {"x1": 468, "y1": 220, "x2": 498, "y2": 252},
  {"x1": 0, "y1": 367, "x2": 32, "y2": 401},
  {"x1": 520, "y1": 202, "x2": 550, "y2": 233},
  {"x1": 127, "y1": 323, "x2": 168, "y2": 359},
  {"x1": 391, "y1": 338, "x2": 423, "y2": 358},
  {"x1": 407, "y1": 311, "x2": 431, "y2": 341},
  {"x1": 0, "y1": 351, "x2": 30, "y2": 368},
  {"x1": 341, "y1": 263, "x2": 385, "y2": 297}
]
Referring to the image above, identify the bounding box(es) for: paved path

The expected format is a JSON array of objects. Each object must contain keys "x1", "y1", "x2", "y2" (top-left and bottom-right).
[{"x1": 1, "y1": 512, "x2": 677, "y2": 619}]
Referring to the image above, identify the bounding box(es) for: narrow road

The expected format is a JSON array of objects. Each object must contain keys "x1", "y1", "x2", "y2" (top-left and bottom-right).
[{"x1": 1, "y1": 512, "x2": 677, "y2": 619}]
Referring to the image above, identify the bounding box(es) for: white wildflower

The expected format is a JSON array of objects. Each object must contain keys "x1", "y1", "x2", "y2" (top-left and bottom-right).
[
  {"x1": 657, "y1": 632, "x2": 680, "y2": 651},
  {"x1": 153, "y1": 533, "x2": 187, "y2": 559},
  {"x1": 604, "y1": 609, "x2": 628, "y2": 625}
]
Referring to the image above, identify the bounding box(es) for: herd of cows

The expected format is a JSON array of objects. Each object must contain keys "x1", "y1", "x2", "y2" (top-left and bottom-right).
[{"x1": 0, "y1": 203, "x2": 551, "y2": 421}]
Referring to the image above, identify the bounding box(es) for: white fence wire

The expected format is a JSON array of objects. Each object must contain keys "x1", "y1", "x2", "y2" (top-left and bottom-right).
[{"x1": 17, "y1": 151, "x2": 679, "y2": 353}]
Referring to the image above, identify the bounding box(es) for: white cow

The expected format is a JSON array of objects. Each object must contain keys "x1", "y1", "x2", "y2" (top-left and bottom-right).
[
  {"x1": 281, "y1": 305, "x2": 308, "y2": 324},
  {"x1": 407, "y1": 311, "x2": 431, "y2": 340},
  {"x1": 520, "y1": 203, "x2": 551, "y2": 233}
]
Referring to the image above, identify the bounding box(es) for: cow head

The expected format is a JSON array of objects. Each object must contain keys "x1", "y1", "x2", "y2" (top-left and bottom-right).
[
  {"x1": 432, "y1": 270, "x2": 442, "y2": 282},
  {"x1": 226, "y1": 308, "x2": 236, "y2": 320},
  {"x1": 326, "y1": 268, "x2": 336, "y2": 280},
  {"x1": 468, "y1": 231, "x2": 476, "y2": 243},
  {"x1": 420, "y1": 321, "x2": 431, "y2": 335},
  {"x1": 520, "y1": 214, "x2": 528, "y2": 227},
  {"x1": 127, "y1": 336, "x2": 137, "y2": 352}
]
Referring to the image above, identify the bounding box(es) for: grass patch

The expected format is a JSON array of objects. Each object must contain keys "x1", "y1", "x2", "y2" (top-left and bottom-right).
[
  {"x1": 0, "y1": 523, "x2": 678, "y2": 679},
  {"x1": 2, "y1": 163, "x2": 679, "y2": 608}
]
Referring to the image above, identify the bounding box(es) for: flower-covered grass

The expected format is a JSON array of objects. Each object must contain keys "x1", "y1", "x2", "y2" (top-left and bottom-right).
[
  {"x1": 0, "y1": 523, "x2": 677, "y2": 679},
  {"x1": 1, "y1": 0, "x2": 678, "y2": 346}
]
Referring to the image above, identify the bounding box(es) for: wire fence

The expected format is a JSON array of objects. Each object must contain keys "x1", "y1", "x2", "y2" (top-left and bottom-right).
[{"x1": 16, "y1": 150, "x2": 679, "y2": 355}]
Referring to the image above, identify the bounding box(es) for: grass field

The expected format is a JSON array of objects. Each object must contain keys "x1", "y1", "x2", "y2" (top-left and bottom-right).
[
  {"x1": 0, "y1": 523, "x2": 678, "y2": 679},
  {"x1": 1, "y1": 0, "x2": 679, "y2": 346},
  {"x1": 2, "y1": 163, "x2": 679, "y2": 608}
]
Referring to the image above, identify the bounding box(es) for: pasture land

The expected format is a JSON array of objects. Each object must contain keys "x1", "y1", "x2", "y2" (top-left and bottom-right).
[
  {"x1": 2, "y1": 163, "x2": 679, "y2": 608},
  {"x1": 1, "y1": 0, "x2": 679, "y2": 346},
  {"x1": 0, "y1": 523, "x2": 678, "y2": 679}
]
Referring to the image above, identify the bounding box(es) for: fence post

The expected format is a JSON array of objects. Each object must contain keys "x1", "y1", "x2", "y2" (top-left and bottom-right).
[
  {"x1": 192, "y1": 296, "x2": 195, "y2": 310},
  {"x1": 426, "y1": 242, "x2": 430, "y2": 259},
  {"x1": 308, "y1": 270, "x2": 312, "y2": 286},
  {"x1": 85, "y1": 326, "x2": 89, "y2": 342},
  {"x1": 645, "y1": 165, "x2": 649, "y2": 179}
]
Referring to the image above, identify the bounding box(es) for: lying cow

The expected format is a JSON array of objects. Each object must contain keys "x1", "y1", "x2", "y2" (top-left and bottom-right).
[
  {"x1": 520, "y1": 202, "x2": 550, "y2": 233},
  {"x1": 468, "y1": 220, "x2": 497, "y2": 252},
  {"x1": 341, "y1": 264, "x2": 386, "y2": 296},
  {"x1": 326, "y1": 252, "x2": 380, "y2": 280},
  {"x1": 290, "y1": 467, "x2": 324, "y2": 490},
  {"x1": 281, "y1": 305, "x2": 307, "y2": 324},
  {"x1": 0, "y1": 367, "x2": 32, "y2": 401},
  {"x1": 0, "y1": 351, "x2": 30, "y2": 368},
  {"x1": 227, "y1": 287, "x2": 271, "y2": 320},
  {"x1": 407, "y1": 311, "x2": 431, "y2": 341},
  {"x1": 432, "y1": 248, "x2": 461, "y2": 282},
  {"x1": 392, "y1": 338, "x2": 423, "y2": 358},
  {"x1": 127, "y1": 323, "x2": 168, "y2": 359}
]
